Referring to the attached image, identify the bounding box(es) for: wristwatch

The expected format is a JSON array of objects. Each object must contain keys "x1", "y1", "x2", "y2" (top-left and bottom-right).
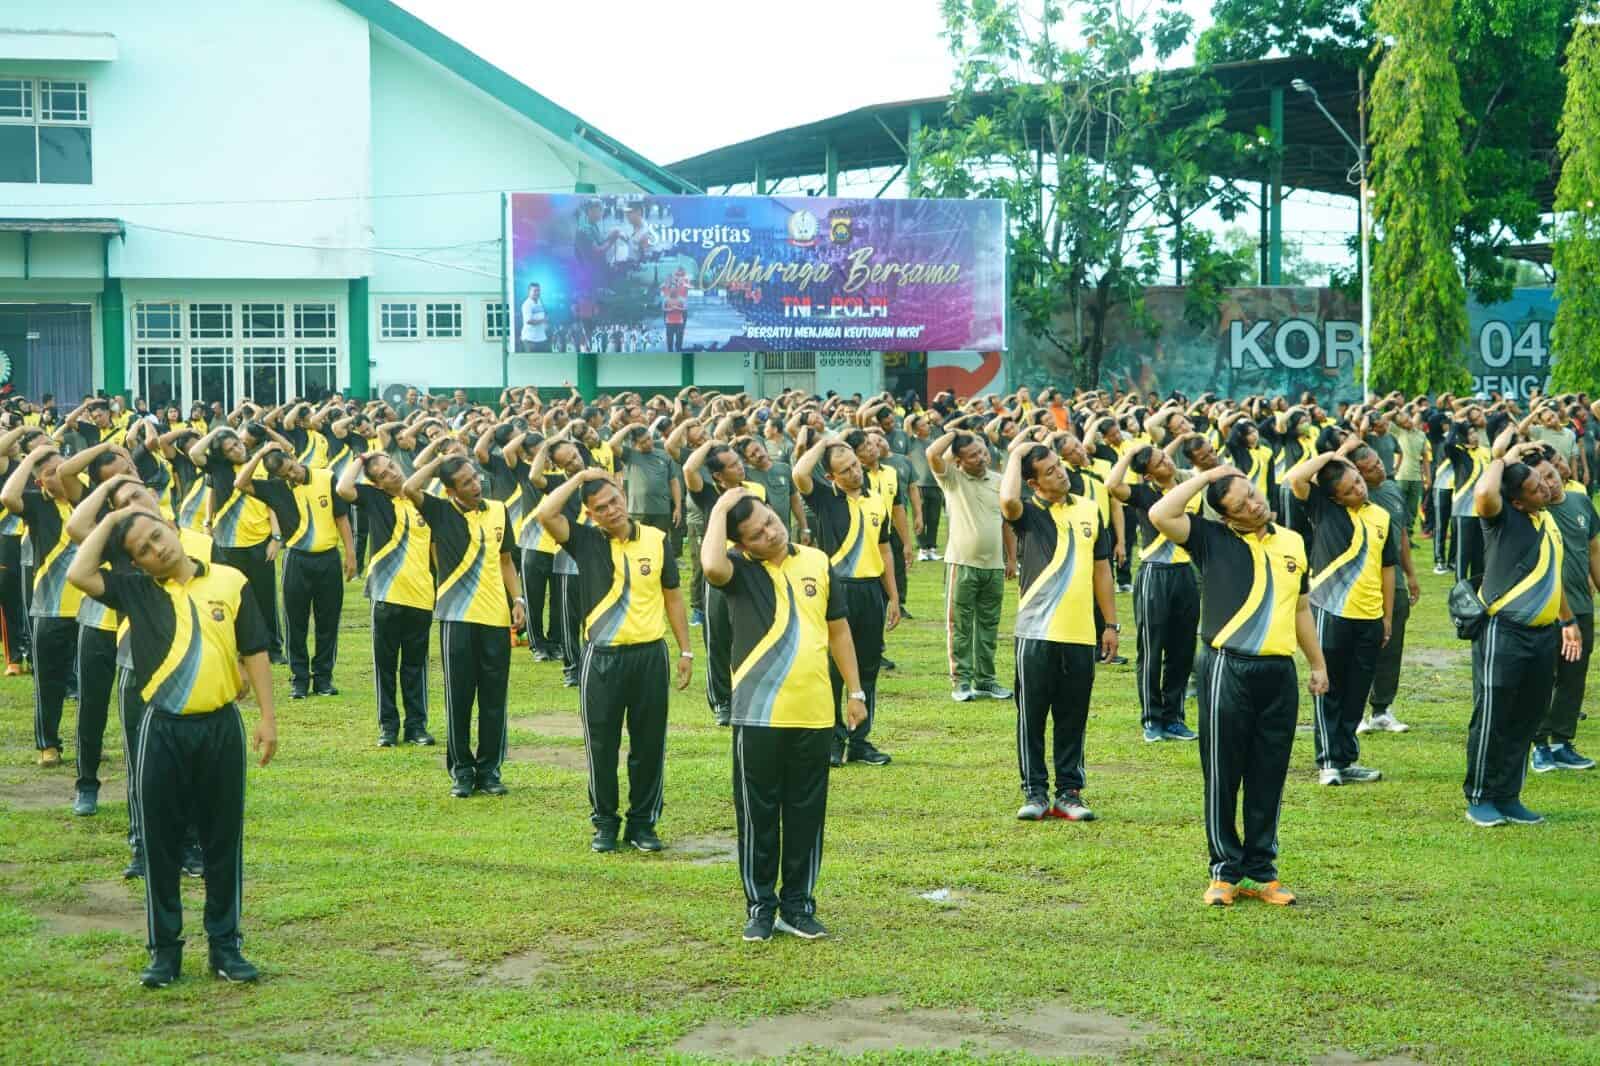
[
  {"x1": 1104, "y1": 622, "x2": 1121, "y2": 632},
  {"x1": 848, "y1": 690, "x2": 867, "y2": 702},
  {"x1": 1562, "y1": 618, "x2": 1579, "y2": 629},
  {"x1": 679, "y1": 650, "x2": 694, "y2": 659}
]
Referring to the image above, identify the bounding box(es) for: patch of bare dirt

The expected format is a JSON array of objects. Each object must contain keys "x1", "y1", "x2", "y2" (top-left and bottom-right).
[
  {"x1": 672, "y1": 834, "x2": 737, "y2": 865},
  {"x1": 675, "y1": 995, "x2": 1147, "y2": 1060},
  {"x1": 283, "y1": 1052, "x2": 506, "y2": 1066},
  {"x1": 511, "y1": 714, "x2": 585, "y2": 739},
  {"x1": 0, "y1": 774, "x2": 74, "y2": 812},
  {"x1": 1404, "y1": 647, "x2": 1467, "y2": 671},
  {"x1": 376, "y1": 945, "x2": 469, "y2": 976},
  {"x1": 504, "y1": 745, "x2": 588, "y2": 771},
  {"x1": 34, "y1": 881, "x2": 145, "y2": 937},
  {"x1": 478, "y1": 948, "x2": 554, "y2": 986},
  {"x1": 1311, "y1": 1053, "x2": 1426, "y2": 1066}
]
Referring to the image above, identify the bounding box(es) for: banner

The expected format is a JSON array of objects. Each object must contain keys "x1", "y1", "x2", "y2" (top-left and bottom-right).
[
  {"x1": 504, "y1": 193, "x2": 1006, "y2": 354},
  {"x1": 1008, "y1": 286, "x2": 1558, "y2": 403}
]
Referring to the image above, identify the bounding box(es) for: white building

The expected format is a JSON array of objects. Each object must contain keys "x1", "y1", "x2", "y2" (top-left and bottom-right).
[{"x1": 0, "y1": 0, "x2": 797, "y2": 411}]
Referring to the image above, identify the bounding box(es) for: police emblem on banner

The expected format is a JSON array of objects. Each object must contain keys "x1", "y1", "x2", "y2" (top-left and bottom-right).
[{"x1": 828, "y1": 210, "x2": 852, "y2": 244}]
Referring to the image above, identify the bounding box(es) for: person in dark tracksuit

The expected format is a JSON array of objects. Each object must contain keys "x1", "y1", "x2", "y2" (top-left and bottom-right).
[
  {"x1": 337, "y1": 453, "x2": 436, "y2": 748},
  {"x1": 1287, "y1": 436, "x2": 1398, "y2": 786},
  {"x1": 1148, "y1": 464, "x2": 1328, "y2": 908},
  {"x1": 403, "y1": 454, "x2": 524, "y2": 799},
  {"x1": 1, "y1": 443, "x2": 86, "y2": 768},
  {"x1": 1352, "y1": 446, "x2": 1421, "y2": 736},
  {"x1": 1463, "y1": 444, "x2": 1582, "y2": 827},
  {"x1": 189, "y1": 426, "x2": 285, "y2": 663},
  {"x1": 235, "y1": 443, "x2": 354, "y2": 699},
  {"x1": 1000, "y1": 440, "x2": 1119, "y2": 823},
  {"x1": 0, "y1": 426, "x2": 55, "y2": 673},
  {"x1": 1529, "y1": 452, "x2": 1599, "y2": 773},
  {"x1": 526, "y1": 433, "x2": 594, "y2": 687},
  {"x1": 1444, "y1": 417, "x2": 1491, "y2": 588},
  {"x1": 69, "y1": 506, "x2": 278, "y2": 989},
  {"x1": 537, "y1": 469, "x2": 693, "y2": 853},
  {"x1": 683, "y1": 437, "x2": 767, "y2": 727},
  {"x1": 703, "y1": 488, "x2": 868, "y2": 942},
  {"x1": 1107, "y1": 444, "x2": 1202, "y2": 743},
  {"x1": 793, "y1": 428, "x2": 899, "y2": 768}
]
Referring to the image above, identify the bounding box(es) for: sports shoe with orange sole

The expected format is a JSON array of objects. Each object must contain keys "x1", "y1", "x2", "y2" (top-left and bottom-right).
[
  {"x1": 4, "y1": 662, "x2": 21, "y2": 677},
  {"x1": 1203, "y1": 880, "x2": 1237, "y2": 907},
  {"x1": 37, "y1": 747, "x2": 61, "y2": 768},
  {"x1": 1239, "y1": 879, "x2": 1296, "y2": 905}
]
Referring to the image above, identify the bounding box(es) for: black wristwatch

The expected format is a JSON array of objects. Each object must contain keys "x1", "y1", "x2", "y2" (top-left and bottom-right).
[
  {"x1": 1562, "y1": 618, "x2": 1579, "y2": 629},
  {"x1": 1105, "y1": 622, "x2": 1121, "y2": 633}
]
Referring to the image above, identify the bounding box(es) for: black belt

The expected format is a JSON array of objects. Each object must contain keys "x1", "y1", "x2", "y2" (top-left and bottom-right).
[{"x1": 147, "y1": 701, "x2": 239, "y2": 721}]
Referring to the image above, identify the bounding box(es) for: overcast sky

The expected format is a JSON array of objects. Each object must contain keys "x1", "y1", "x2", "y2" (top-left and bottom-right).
[{"x1": 395, "y1": 0, "x2": 1358, "y2": 281}]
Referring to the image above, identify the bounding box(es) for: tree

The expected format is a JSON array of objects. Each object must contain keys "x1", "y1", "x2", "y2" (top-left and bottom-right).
[
  {"x1": 1550, "y1": 10, "x2": 1600, "y2": 393},
  {"x1": 1367, "y1": 0, "x2": 1472, "y2": 395},
  {"x1": 1218, "y1": 226, "x2": 1325, "y2": 285},
  {"x1": 1200, "y1": 0, "x2": 1579, "y2": 307},
  {"x1": 917, "y1": 0, "x2": 1259, "y2": 388}
]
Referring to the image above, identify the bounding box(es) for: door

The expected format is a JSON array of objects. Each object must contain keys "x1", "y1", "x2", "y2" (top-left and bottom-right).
[{"x1": 0, "y1": 304, "x2": 92, "y2": 401}]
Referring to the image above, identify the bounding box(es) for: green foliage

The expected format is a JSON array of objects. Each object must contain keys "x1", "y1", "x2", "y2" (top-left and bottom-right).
[
  {"x1": 1368, "y1": 0, "x2": 1472, "y2": 396},
  {"x1": 1219, "y1": 226, "x2": 1326, "y2": 285},
  {"x1": 918, "y1": 0, "x2": 1258, "y2": 387},
  {"x1": 1201, "y1": 0, "x2": 1580, "y2": 307},
  {"x1": 1550, "y1": 13, "x2": 1600, "y2": 393}
]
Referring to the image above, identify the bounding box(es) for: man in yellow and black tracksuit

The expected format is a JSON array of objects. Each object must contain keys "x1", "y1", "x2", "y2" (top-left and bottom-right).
[
  {"x1": 236, "y1": 444, "x2": 354, "y2": 699},
  {"x1": 197, "y1": 430, "x2": 284, "y2": 662},
  {"x1": 1464, "y1": 447, "x2": 1581, "y2": 827},
  {"x1": 338, "y1": 452, "x2": 435, "y2": 747},
  {"x1": 684, "y1": 439, "x2": 765, "y2": 727},
  {"x1": 537, "y1": 470, "x2": 693, "y2": 853},
  {"x1": 793, "y1": 431, "x2": 898, "y2": 768},
  {"x1": 1001, "y1": 441, "x2": 1119, "y2": 822},
  {"x1": 404, "y1": 455, "x2": 524, "y2": 798},
  {"x1": 1288, "y1": 443, "x2": 1397, "y2": 785},
  {"x1": 1444, "y1": 420, "x2": 1491, "y2": 588},
  {"x1": 1148, "y1": 464, "x2": 1328, "y2": 908},
  {"x1": 69, "y1": 506, "x2": 277, "y2": 988},
  {"x1": 703, "y1": 488, "x2": 868, "y2": 942}
]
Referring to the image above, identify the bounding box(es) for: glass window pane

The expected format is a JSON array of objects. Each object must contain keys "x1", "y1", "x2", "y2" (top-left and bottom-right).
[
  {"x1": 0, "y1": 79, "x2": 32, "y2": 120},
  {"x1": 136, "y1": 303, "x2": 182, "y2": 340},
  {"x1": 40, "y1": 80, "x2": 88, "y2": 123},
  {"x1": 136, "y1": 347, "x2": 181, "y2": 410},
  {"x1": 244, "y1": 347, "x2": 286, "y2": 406},
  {"x1": 38, "y1": 126, "x2": 91, "y2": 184},
  {"x1": 190, "y1": 347, "x2": 236, "y2": 411},
  {"x1": 242, "y1": 303, "x2": 284, "y2": 339},
  {"x1": 293, "y1": 303, "x2": 336, "y2": 338},
  {"x1": 295, "y1": 346, "x2": 338, "y2": 402},
  {"x1": 0, "y1": 126, "x2": 36, "y2": 183},
  {"x1": 380, "y1": 303, "x2": 416, "y2": 339},
  {"x1": 189, "y1": 304, "x2": 233, "y2": 339},
  {"x1": 425, "y1": 302, "x2": 462, "y2": 338}
]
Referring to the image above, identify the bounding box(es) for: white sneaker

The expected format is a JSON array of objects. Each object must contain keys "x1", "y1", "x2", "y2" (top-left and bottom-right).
[
  {"x1": 1319, "y1": 768, "x2": 1343, "y2": 786},
  {"x1": 1432, "y1": 565, "x2": 1450, "y2": 575},
  {"x1": 1341, "y1": 765, "x2": 1382, "y2": 783},
  {"x1": 1356, "y1": 717, "x2": 1376, "y2": 735},
  {"x1": 1371, "y1": 712, "x2": 1409, "y2": 733},
  {"x1": 929, "y1": 550, "x2": 943, "y2": 561},
  {"x1": 916, "y1": 549, "x2": 929, "y2": 561}
]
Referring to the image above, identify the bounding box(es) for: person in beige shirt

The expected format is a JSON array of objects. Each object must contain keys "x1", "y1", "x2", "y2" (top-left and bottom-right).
[{"x1": 928, "y1": 427, "x2": 1016, "y2": 702}]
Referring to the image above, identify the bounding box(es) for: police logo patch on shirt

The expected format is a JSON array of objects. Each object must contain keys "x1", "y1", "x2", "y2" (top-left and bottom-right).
[
  {"x1": 1080, "y1": 521, "x2": 1094, "y2": 539},
  {"x1": 639, "y1": 558, "x2": 652, "y2": 575},
  {"x1": 319, "y1": 496, "x2": 329, "y2": 508},
  {"x1": 208, "y1": 601, "x2": 228, "y2": 622},
  {"x1": 802, "y1": 577, "x2": 818, "y2": 598},
  {"x1": 1286, "y1": 557, "x2": 1298, "y2": 572}
]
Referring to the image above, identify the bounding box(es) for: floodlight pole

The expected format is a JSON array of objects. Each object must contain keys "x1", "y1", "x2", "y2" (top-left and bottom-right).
[{"x1": 1293, "y1": 76, "x2": 1371, "y2": 400}]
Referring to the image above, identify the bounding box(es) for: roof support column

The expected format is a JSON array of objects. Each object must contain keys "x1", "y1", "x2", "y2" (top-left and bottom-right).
[
  {"x1": 1259, "y1": 180, "x2": 1270, "y2": 284},
  {"x1": 102, "y1": 275, "x2": 125, "y2": 400},
  {"x1": 754, "y1": 160, "x2": 767, "y2": 196},
  {"x1": 825, "y1": 140, "x2": 838, "y2": 196},
  {"x1": 906, "y1": 108, "x2": 922, "y2": 192},
  {"x1": 1270, "y1": 86, "x2": 1284, "y2": 285}
]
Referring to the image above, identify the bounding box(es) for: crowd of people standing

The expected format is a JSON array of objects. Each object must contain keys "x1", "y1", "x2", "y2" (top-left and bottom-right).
[{"x1": 0, "y1": 378, "x2": 1595, "y2": 985}]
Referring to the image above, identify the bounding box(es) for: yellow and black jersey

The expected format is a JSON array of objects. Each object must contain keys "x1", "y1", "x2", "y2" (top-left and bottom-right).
[
  {"x1": 802, "y1": 479, "x2": 890, "y2": 580},
  {"x1": 114, "y1": 527, "x2": 214, "y2": 670},
  {"x1": 356, "y1": 486, "x2": 434, "y2": 611},
  {"x1": 563, "y1": 521, "x2": 679, "y2": 646},
  {"x1": 690, "y1": 478, "x2": 767, "y2": 551},
  {"x1": 254, "y1": 467, "x2": 347, "y2": 554},
  {"x1": 1070, "y1": 463, "x2": 1112, "y2": 526},
  {"x1": 176, "y1": 471, "x2": 209, "y2": 532},
  {"x1": 323, "y1": 430, "x2": 361, "y2": 479},
  {"x1": 1304, "y1": 491, "x2": 1399, "y2": 620},
  {"x1": 1445, "y1": 437, "x2": 1490, "y2": 517},
  {"x1": 419, "y1": 494, "x2": 514, "y2": 626},
  {"x1": 721, "y1": 544, "x2": 844, "y2": 729},
  {"x1": 1245, "y1": 445, "x2": 1273, "y2": 496},
  {"x1": 1481, "y1": 504, "x2": 1563, "y2": 627},
  {"x1": 287, "y1": 425, "x2": 330, "y2": 470},
  {"x1": 18, "y1": 489, "x2": 84, "y2": 619},
  {"x1": 95, "y1": 558, "x2": 268, "y2": 716},
  {"x1": 869, "y1": 463, "x2": 900, "y2": 514},
  {"x1": 1126, "y1": 481, "x2": 1203, "y2": 565},
  {"x1": 591, "y1": 441, "x2": 616, "y2": 474},
  {"x1": 1007, "y1": 493, "x2": 1110, "y2": 645},
  {"x1": 205, "y1": 456, "x2": 274, "y2": 548},
  {"x1": 1185, "y1": 516, "x2": 1310, "y2": 658},
  {"x1": 0, "y1": 504, "x2": 21, "y2": 537}
]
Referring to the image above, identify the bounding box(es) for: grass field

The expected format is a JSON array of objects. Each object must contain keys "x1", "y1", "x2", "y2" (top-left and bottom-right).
[{"x1": 0, "y1": 549, "x2": 1597, "y2": 1065}]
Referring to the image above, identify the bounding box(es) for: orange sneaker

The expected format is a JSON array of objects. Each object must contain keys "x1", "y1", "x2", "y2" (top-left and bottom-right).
[
  {"x1": 37, "y1": 746, "x2": 61, "y2": 768},
  {"x1": 1239, "y1": 879, "x2": 1296, "y2": 906},
  {"x1": 4, "y1": 662, "x2": 20, "y2": 677},
  {"x1": 1203, "y1": 880, "x2": 1237, "y2": 907}
]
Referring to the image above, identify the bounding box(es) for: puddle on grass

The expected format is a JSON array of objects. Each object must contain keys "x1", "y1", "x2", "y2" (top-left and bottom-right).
[
  {"x1": 479, "y1": 948, "x2": 554, "y2": 986},
  {"x1": 675, "y1": 995, "x2": 1146, "y2": 1059}
]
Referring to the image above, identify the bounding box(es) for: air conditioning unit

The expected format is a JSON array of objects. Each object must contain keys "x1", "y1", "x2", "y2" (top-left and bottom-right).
[{"x1": 376, "y1": 382, "x2": 428, "y2": 408}]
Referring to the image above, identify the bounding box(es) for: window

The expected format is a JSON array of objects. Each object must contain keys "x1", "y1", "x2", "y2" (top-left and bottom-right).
[
  {"x1": 190, "y1": 347, "x2": 236, "y2": 411},
  {"x1": 189, "y1": 303, "x2": 233, "y2": 339},
  {"x1": 242, "y1": 303, "x2": 284, "y2": 339},
  {"x1": 135, "y1": 303, "x2": 183, "y2": 341},
  {"x1": 484, "y1": 301, "x2": 509, "y2": 340},
  {"x1": 243, "y1": 347, "x2": 287, "y2": 406},
  {"x1": 380, "y1": 302, "x2": 417, "y2": 340},
  {"x1": 294, "y1": 303, "x2": 336, "y2": 339},
  {"x1": 135, "y1": 347, "x2": 182, "y2": 410},
  {"x1": 296, "y1": 346, "x2": 338, "y2": 402},
  {"x1": 0, "y1": 77, "x2": 91, "y2": 184},
  {"x1": 426, "y1": 302, "x2": 462, "y2": 339}
]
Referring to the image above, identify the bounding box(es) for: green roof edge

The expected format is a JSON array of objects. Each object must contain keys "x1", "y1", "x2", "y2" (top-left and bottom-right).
[{"x1": 336, "y1": 0, "x2": 699, "y2": 195}]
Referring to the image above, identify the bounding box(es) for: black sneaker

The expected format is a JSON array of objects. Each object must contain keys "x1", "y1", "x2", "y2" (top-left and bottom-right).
[
  {"x1": 377, "y1": 733, "x2": 397, "y2": 748},
  {"x1": 774, "y1": 911, "x2": 828, "y2": 939},
  {"x1": 313, "y1": 684, "x2": 340, "y2": 697},
  {"x1": 208, "y1": 941, "x2": 260, "y2": 983},
  {"x1": 268, "y1": 652, "x2": 288, "y2": 666},
  {"x1": 477, "y1": 773, "x2": 508, "y2": 796},
  {"x1": 624, "y1": 826, "x2": 663, "y2": 852},
  {"x1": 72, "y1": 787, "x2": 98, "y2": 816},
  {"x1": 405, "y1": 731, "x2": 437, "y2": 747},
  {"x1": 450, "y1": 775, "x2": 474, "y2": 799},
  {"x1": 181, "y1": 843, "x2": 204, "y2": 878},
  {"x1": 713, "y1": 705, "x2": 732, "y2": 727},
  {"x1": 848, "y1": 742, "x2": 891, "y2": 766},
  {"x1": 743, "y1": 910, "x2": 775, "y2": 942},
  {"x1": 123, "y1": 847, "x2": 145, "y2": 880},
  {"x1": 881, "y1": 657, "x2": 898, "y2": 672},
  {"x1": 829, "y1": 739, "x2": 844, "y2": 768},
  {"x1": 289, "y1": 685, "x2": 308, "y2": 700},
  {"x1": 591, "y1": 826, "x2": 619, "y2": 853},
  {"x1": 140, "y1": 944, "x2": 182, "y2": 989},
  {"x1": 899, "y1": 605, "x2": 914, "y2": 620}
]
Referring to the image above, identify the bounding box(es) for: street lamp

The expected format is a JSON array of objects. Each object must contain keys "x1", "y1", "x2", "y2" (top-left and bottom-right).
[{"x1": 1293, "y1": 77, "x2": 1372, "y2": 401}]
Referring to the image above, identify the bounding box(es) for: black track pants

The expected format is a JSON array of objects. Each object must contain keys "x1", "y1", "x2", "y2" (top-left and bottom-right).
[
  {"x1": 520, "y1": 548, "x2": 556, "y2": 655},
  {"x1": 578, "y1": 640, "x2": 668, "y2": 832},
  {"x1": 282, "y1": 548, "x2": 343, "y2": 689},
  {"x1": 1012, "y1": 637, "x2": 1095, "y2": 798},
  {"x1": 371, "y1": 601, "x2": 431, "y2": 738},
  {"x1": 828, "y1": 579, "x2": 885, "y2": 749},
  {"x1": 214, "y1": 541, "x2": 282, "y2": 657},
  {"x1": 1369, "y1": 589, "x2": 1411, "y2": 714},
  {"x1": 731, "y1": 724, "x2": 830, "y2": 919},
  {"x1": 917, "y1": 486, "x2": 943, "y2": 552},
  {"x1": 1312, "y1": 610, "x2": 1384, "y2": 770},
  {"x1": 704, "y1": 581, "x2": 732, "y2": 714},
  {"x1": 440, "y1": 620, "x2": 510, "y2": 781},
  {"x1": 1133, "y1": 562, "x2": 1198, "y2": 729},
  {"x1": 31, "y1": 616, "x2": 77, "y2": 750},
  {"x1": 1466, "y1": 616, "x2": 1558, "y2": 804},
  {"x1": 1540, "y1": 612, "x2": 1593, "y2": 746},
  {"x1": 74, "y1": 626, "x2": 117, "y2": 791},
  {"x1": 1197, "y1": 648, "x2": 1297, "y2": 885}
]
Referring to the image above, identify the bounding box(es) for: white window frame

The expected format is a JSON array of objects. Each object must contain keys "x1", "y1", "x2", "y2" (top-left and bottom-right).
[
  {"x1": 0, "y1": 76, "x2": 91, "y2": 184},
  {"x1": 242, "y1": 346, "x2": 288, "y2": 407},
  {"x1": 294, "y1": 302, "x2": 337, "y2": 339},
  {"x1": 425, "y1": 302, "x2": 463, "y2": 339},
  {"x1": 380, "y1": 302, "x2": 418, "y2": 341},
  {"x1": 484, "y1": 300, "x2": 509, "y2": 340},
  {"x1": 242, "y1": 302, "x2": 285, "y2": 340},
  {"x1": 294, "y1": 345, "x2": 340, "y2": 401}
]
